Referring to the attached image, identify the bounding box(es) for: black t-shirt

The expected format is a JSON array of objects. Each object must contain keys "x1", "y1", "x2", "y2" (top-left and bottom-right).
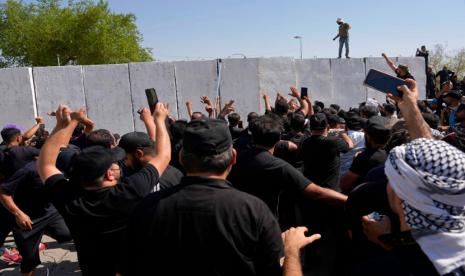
[
  {"x1": 170, "y1": 141, "x2": 184, "y2": 173},
  {"x1": 0, "y1": 161, "x2": 57, "y2": 219},
  {"x1": 229, "y1": 126, "x2": 244, "y2": 142},
  {"x1": 228, "y1": 147, "x2": 310, "y2": 215},
  {"x1": 0, "y1": 146, "x2": 40, "y2": 180},
  {"x1": 275, "y1": 132, "x2": 308, "y2": 169},
  {"x1": 436, "y1": 69, "x2": 453, "y2": 84},
  {"x1": 349, "y1": 147, "x2": 387, "y2": 186},
  {"x1": 233, "y1": 128, "x2": 253, "y2": 152},
  {"x1": 119, "y1": 161, "x2": 182, "y2": 191},
  {"x1": 159, "y1": 165, "x2": 183, "y2": 190},
  {"x1": 301, "y1": 135, "x2": 349, "y2": 190},
  {"x1": 45, "y1": 164, "x2": 160, "y2": 274},
  {"x1": 125, "y1": 176, "x2": 283, "y2": 276}
]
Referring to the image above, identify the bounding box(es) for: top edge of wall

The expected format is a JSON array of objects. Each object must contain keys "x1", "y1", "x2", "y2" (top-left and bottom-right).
[{"x1": 4, "y1": 56, "x2": 423, "y2": 69}]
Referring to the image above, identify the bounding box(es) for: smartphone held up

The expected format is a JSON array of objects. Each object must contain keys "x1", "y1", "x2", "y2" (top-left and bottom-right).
[
  {"x1": 145, "y1": 88, "x2": 159, "y2": 114},
  {"x1": 364, "y1": 69, "x2": 405, "y2": 98}
]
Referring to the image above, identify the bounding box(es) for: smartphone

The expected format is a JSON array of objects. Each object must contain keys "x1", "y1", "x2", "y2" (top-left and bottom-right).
[
  {"x1": 301, "y1": 87, "x2": 308, "y2": 99},
  {"x1": 145, "y1": 88, "x2": 159, "y2": 114},
  {"x1": 364, "y1": 69, "x2": 405, "y2": 97}
]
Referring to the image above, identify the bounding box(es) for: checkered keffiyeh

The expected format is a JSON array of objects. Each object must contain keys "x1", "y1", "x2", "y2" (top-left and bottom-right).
[{"x1": 385, "y1": 138, "x2": 465, "y2": 275}]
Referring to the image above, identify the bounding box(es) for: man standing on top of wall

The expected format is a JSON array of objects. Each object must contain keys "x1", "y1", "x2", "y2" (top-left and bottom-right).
[{"x1": 333, "y1": 18, "x2": 351, "y2": 59}]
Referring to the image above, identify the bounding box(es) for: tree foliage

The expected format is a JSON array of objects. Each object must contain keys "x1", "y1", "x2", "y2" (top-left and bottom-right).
[
  {"x1": 429, "y1": 44, "x2": 465, "y2": 77},
  {"x1": 0, "y1": 0, "x2": 152, "y2": 67}
]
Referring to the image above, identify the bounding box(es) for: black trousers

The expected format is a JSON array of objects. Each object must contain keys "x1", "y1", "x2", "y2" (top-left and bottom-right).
[
  {"x1": 0, "y1": 207, "x2": 14, "y2": 247},
  {"x1": 13, "y1": 211, "x2": 71, "y2": 273}
]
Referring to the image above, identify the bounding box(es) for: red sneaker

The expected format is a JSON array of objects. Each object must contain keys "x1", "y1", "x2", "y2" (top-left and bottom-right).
[
  {"x1": 1, "y1": 247, "x2": 22, "y2": 264},
  {"x1": 39, "y1": 243, "x2": 46, "y2": 252}
]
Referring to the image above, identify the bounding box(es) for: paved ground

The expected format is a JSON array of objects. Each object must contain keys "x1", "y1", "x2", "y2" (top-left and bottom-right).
[{"x1": 0, "y1": 235, "x2": 79, "y2": 275}]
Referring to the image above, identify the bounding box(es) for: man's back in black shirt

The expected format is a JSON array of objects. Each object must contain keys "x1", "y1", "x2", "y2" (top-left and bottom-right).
[
  {"x1": 301, "y1": 135, "x2": 348, "y2": 190},
  {"x1": 228, "y1": 147, "x2": 310, "y2": 216},
  {"x1": 45, "y1": 164, "x2": 160, "y2": 275},
  {"x1": 275, "y1": 132, "x2": 308, "y2": 169},
  {"x1": 229, "y1": 125, "x2": 244, "y2": 142},
  {"x1": 0, "y1": 146, "x2": 40, "y2": 180},
  {"x1": 125, "y1": 176, "x2": 283, "y2": 276},
  {"x1": 349, "y1": 147, "x2": 387, "y2": 186},
  {"x1": 436, "y1": 69, "x2": 454, "y2": 84}
]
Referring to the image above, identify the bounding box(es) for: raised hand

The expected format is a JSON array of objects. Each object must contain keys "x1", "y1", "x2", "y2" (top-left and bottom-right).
[
  {"x1": 70, "y1": 107, "x2": 87, "y2": 122},
  {"x1": 220, "y1": 100, "x2": 235, "y2": 117},
  {"x1": 289, "y1": 86, "x2": 300, "y2": 98},
  {"x1": 137, "y1": 107, "x2": 152, "y2": 122},
  {"x1": 35, "y1": 117, "x2": 44, "y2": 125},
  {"x1": 277, "y1": 92, "x2": 289, "y2": 103},
  {"x1": 387, "y1": 79, "x2": 418, "y2": 108},
  {"x1": 262, "y1": 92, "x2": 270, "y2": 102},
  {"x1": 201, "y1": 96, "x2": 214, "y2": 115},
  {"x1": 55, "y1": 105, "x2": 72, "y2": 128},
  {"x1": 154, "y1": 103, "x2": 169, "y2": 121}
]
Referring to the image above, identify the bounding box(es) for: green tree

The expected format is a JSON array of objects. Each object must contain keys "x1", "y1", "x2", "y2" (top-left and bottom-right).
[
  {"x1": 429, "y1": 44, "x2": 465, "y2": 77},
  {"x1": 0, "y1": 0, "x2": 152, "y2": 67}
]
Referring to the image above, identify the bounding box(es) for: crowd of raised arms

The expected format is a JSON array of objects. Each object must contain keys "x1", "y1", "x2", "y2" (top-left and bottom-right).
[{"x1": 0, "y1": 66, "x2": 465, "y2": 276}]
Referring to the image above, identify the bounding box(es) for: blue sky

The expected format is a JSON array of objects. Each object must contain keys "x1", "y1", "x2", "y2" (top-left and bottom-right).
[{"x1": 49, "y1": 0, "x2": 465, "y2": 60}]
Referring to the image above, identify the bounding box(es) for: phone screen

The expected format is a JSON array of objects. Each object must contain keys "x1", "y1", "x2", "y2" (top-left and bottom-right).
[
  {"x1": 301, "y1": 87, "x2": 308, "y2": 99},
  {"x1": 364, "y1": 69, "x2": 405, "y2": 97},
  {"x1": 145, "y1": 88, "x2": 159, "y2": 113}
]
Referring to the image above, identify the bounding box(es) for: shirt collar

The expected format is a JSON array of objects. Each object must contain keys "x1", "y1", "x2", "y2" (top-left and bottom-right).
[{"x1": 181, "y1": 176, "x2": 233, "y2": 189}]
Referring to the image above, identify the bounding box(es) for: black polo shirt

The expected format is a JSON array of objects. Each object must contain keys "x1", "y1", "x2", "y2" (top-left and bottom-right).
[
  {"x1": 301, "y1": 135, "x2": 349, "y2": 190},
  {"x1": 349, "y1": 147, "x2": 387, "y2": 185},
  {"x1": 228, "y1": 147, "x2": 310, "y2": 215},
  {"x1": 125, "y1": 176, "x2": 283, "y2": 276},
  {"x1": 45, "y1": 164, "x2": 160, "y2": 275}
]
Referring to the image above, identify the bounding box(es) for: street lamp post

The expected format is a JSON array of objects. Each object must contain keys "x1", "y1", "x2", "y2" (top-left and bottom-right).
[{"x1": 293, "y1": 36, "x2": 303, "y2": 59}]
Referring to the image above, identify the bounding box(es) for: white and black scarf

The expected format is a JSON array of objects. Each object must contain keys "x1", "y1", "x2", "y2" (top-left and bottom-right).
[{"x1": 385, "y1": 138, "x2": 465, "y2": 275}]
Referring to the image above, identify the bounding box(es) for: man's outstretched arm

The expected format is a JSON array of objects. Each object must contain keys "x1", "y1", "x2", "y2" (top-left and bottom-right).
[
  {"x1": 147, "y1": 103, "x2": 171, "y2": 176},
  {"x1": 22, "y1": 117, "x2": 43, "y2": 142},
  {"x1": 382, "y1": 53, "x2": 397, "y2": 73},
  {"x1": 304, "y1": 182, "x2": 348, "y2": 206}
]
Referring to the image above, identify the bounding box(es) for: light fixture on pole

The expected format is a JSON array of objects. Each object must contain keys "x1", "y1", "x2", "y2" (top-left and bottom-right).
[{"x1": 293, "y1": 36, "x2": 303, "y2": 59}]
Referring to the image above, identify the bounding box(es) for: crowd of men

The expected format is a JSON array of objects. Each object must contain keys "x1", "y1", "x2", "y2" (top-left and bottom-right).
[{"x1": 0, "y1": 64, "x2": 465, "y2": 276}]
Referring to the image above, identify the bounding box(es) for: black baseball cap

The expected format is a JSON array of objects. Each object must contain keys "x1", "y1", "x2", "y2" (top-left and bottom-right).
[
  {"x1": 346, "y1": 115, "x2": 364, "y2": 131},
  {"x1": 118, "y1": 132, "x2": 154, "y2": 152},
  {"x1": 441, "y1": 90, "x2": 462, "y2": 100},
  {"x1": 364, "y1": 116, "x2": 390, "y2": 139},
  {"x1": 183, "y1": 119, "x2": 232, "y2": 156},
  {"x1": 70, "y1": 146, "x2": 125, "y2": 182},
  {"x1": 327, "y1": 115, "x2": 345, "y2": 125},
  {"x1": 310, "y1": 113, "x2": 328, "y2": 130}
]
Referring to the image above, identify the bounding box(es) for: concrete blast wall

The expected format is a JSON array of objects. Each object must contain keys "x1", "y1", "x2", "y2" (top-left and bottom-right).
[{"x1": 0, "y1": 57, "x2": 425, "y2": 136}]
